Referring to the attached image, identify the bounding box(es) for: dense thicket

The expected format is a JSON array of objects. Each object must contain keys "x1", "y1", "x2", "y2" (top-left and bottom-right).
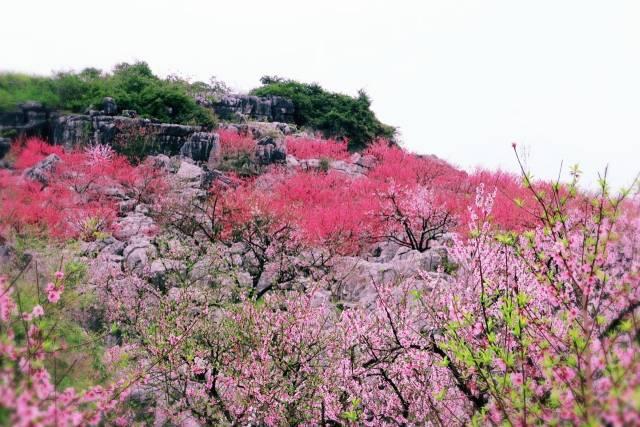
[
  {"x1": 251, "y1": 76, "x2": 395, "y2": 149},
  {"x1": 0, "y1": 62, "x2": 216, "y2": 127}
]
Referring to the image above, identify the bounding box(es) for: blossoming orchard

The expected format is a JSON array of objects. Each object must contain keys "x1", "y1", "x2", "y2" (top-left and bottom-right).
[{"x1": 0, "y1": 127, "x2": 639, "y2": 425}]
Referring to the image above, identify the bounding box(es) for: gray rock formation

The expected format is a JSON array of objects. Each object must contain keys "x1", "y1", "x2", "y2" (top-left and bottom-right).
[
  {"x1": 0, "y1": 244, "x2": 15, "y2": 266},
  {"x1": 331, "y1": 247, "x2": 448, "y2": 306},
  {"x1": 113, "y1": 212, "x2": 157, "y2": 241},
  {"x1": 0, "y1": 97, "x2": 294, "y2": 165},
  {"x1": 176, "y1": 161, "x2": 205, "y2": 182},
  {"x1": 211, "y1": 94, "x2": 295, "y2": 123},
  {"x1": 124, "y1": 236, "x2": 156, "y2": 273},
  {"x1": 255, "y1": 135, "x2": 287, "y2": 165},
  {"x1": 102, "y1": 97, "x2": 118, "y2": 115},
  {"x1": 291, "y1": 157, "x2": 368, "y2": 177},
  {"x1": 219, "y1": 121, "x2": 296, "y2": 139},
  {"x1": 0, "y1": 101, "x2": 51, "y2": 139},
  {"x1": 351, "y1": 153, "x2": 377, "y2": 170},
  {"x1": 0, "y1": 138, "x2": 10, "y2": 160},
  {"x1": 51, "y1": 114, "x2": 210, "y2": 161},
  {"x1": 179, "y1": 132, "x2": 220, "y2": 163},
  {"x1": 24, "y1": 154, "x2": 60, "y2": 185},
  {"x1": 51, "y1": 115, "x2": 93, "y2": 149}
]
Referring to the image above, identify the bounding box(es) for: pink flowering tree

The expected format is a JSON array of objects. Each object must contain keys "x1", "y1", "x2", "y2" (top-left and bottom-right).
[
  {"x1": 419, "y1": 161, "x2": 640, "y2": 424},
  {"x1": 285, "y1": 135, "x2": 350, "y2": 161},
  {"x1": 0, "y1": 270, "x2": 132, "y2": 426},
  {"x1": 0, "y1": 138, "x2": 167, "y2": 241},
  {"x1": 373, "y1": 183, "x2": 456, "y2": 252}
]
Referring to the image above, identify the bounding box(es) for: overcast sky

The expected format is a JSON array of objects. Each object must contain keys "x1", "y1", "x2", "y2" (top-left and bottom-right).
[{"x1": 2, "y1": 0, "x2": 639, "y2": 189}]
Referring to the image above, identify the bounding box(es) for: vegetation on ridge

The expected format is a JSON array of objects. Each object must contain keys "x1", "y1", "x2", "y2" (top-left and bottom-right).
[
  {"x1": 251, "y1": 75, "x2": 395, "y2": 150},
  {"x1": 0, "y1": 62, "x2": 217, "y2": 127}
]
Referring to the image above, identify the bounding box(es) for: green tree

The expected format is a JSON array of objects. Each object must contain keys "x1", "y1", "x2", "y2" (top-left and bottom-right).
[{"x1": 251, "y1": 78, "x2": 394, "y2": 150}]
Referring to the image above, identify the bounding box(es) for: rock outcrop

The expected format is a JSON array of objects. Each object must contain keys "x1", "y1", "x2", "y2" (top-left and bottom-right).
[
  {"x1": 53, "y1": 114, "x2": 208, "y2": 157},
  {"x1": 210, "y1": 94, "x2": 295, "y2": 123},
  {"x1": 179, "y1": 132, "x2": 220, "y2": 164},
  {"x1": 1, "y1": 101, "x2": 217, "y2": 163},
  {"x1": 255, "y1": 135, "x2": 287, "y2": 165},
  {"x1": 24, "y1": 154, "x2": 61, "y2": 185},
  {"x1": 0, "y1": 102, "x2": 52, "y2": 140},
  {"x1": 330, "y1": 244, "x2": 449, "y2": 306}
]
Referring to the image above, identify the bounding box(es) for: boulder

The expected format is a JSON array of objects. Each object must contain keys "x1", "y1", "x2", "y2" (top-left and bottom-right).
[
  {"x1": 328, "y1": 160, "x2": 367, "y2": 177},
  {"x1": 80, "y1": 236, "x2": 126, "y2": 258},
  {"x1": 176, "y1": 161, "x2": 204, "y2": 182},
  {"x1": 212, "y1": 94, "x2": 295, "y2": 123},
  {"x1": 354, "y1": 154, "x2": 377, "y2": 169},
  {"x1": 255, "y1": 135, "x2": 287, "y2": 165},
  {"x1": 24, "y1": 154, "x2": 60, "y2": 184},
  {"x1": 0, "y1": 101, "x2": 51, "y2": 139},
  {"x1": 286, "y1": 155, "x2": 300, "y2": 168},
  {"x1": 331, "y1": 248, "x2": 448, "y2": 305},
  {"x1": 123, "y1": 236, "x2": 156, "y2": 273},
  {"x1": 179, "y1": 132, "x2": 219, "y2": 163},
  {"x1": 52, "y1": 115, "x2": 93, "y2": 150},
  {"x1": 367, "y1": 241, "x2": 407, "y2": 262},
  {"x1": 121, "y1": 110, "x2": 137, "y2": 118},
  {"x1": 113, "y1": 212, "x2": 156, "y2": 241},
  {"x1": 201, "y1": 168, "x2": 235, "y2": 188},
  {"x1": 149, "y1": 258, "x2": 186, "y2": 291},
  {"x1": 102, "y1": 97, "x2": 118, "y2": 115}
]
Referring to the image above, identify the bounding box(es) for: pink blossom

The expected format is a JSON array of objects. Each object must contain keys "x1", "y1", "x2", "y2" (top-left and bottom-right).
[
  {"x1": 45, "y1": 282, "x2": 63, "y2": 304},
  {"x1": 31, "y1": 305, "x2": 44, "y2": 318}
]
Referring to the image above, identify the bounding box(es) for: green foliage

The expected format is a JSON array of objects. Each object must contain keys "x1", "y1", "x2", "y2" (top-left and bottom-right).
[
  {"x1": 63, "y1": 259, "x2": 87, "y2": 289},
  {"x1": 118, "y1": 135, "x2": 163, "y2": 164},
  {"x1": 9, "y1": 268, "x2": 108, "y2": 392},
  {"x1": 318, "y1": 157, "x2": 331, "y2": 172},
  {"x1": 0, "y1": 62, "x2": 217, "y2": 127},
  {"x1": 218, "y1": 151, "x2": 260, "y2": 177},
  {"x1": 251, "y1": 77, "x2": 395, "y2": 150}
]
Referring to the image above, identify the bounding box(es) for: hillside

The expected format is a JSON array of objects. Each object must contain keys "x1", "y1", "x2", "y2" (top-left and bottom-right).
[{"x1": 0, "y1": 66, "x2": 639, "y2": 426}]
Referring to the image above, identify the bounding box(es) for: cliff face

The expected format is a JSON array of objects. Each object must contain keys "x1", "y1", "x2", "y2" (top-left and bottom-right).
[
  {"x1": 207, "y1": 94, "x2": 295, "y2": 123},
  {"x1": 0, "y1": 94, "x2": 295, "y2": 164}
]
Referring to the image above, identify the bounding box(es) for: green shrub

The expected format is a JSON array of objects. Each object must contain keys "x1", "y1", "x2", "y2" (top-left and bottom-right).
[
  {"x1": 0, "y1": 62, "x2": 217, "y2": 127},
  {"x1": 319, "y1": 157, "x2": 330, "y2": 172},
  {"x1": 251, "y1": 76, "x2": 395, "y2": 150}
]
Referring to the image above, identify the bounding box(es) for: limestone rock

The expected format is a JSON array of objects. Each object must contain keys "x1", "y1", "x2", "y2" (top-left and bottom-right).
[
  {"x1": 331, "y1": 248, "x2": 448, "y2": 305},
  {"x1": 212, "y1": 94, "x2": 295, "y2": 123},
  {"x1": 286, "y1": 155, "x2": 300, "y2": 168},
  {"x1": 328, "y1": 160, "x2": 367, "y2": 177},
  {"x1": 176, "y1": 161, "x2": 204, "y2": 182},
  {"x1": 24, "y1": 154, "x2": 60, "y2": 185},
  {"x1": 0, "y1": 244, "x2": 15, "y2": 266},
  {"x1": 179, "y1": 132, "x2": 220, "y2": 163},
  {"x1": 102, "y1": 97, "x2": 118, "y2": 115},
  {"x1": 52, "y1": 115, "x2": 93, "y2": 150},
  {"x1": 149, "y1": 259, "x2": 186, "y2": 291},
  {"x1": 255, "y1": 135, "x2": 286, "y2": 165},
  {"x1": 123, "y1": 237, "x2": 156, "y2": 273},
  {"x1": 354, "y1": 154, "x2": 377, "y2": 169},
  {"x1": 0, "y1": 102, "x2": 50, "y2": 139},
  {"x1": 113, "y1": 212, "x2": 156, "y2": 241}
]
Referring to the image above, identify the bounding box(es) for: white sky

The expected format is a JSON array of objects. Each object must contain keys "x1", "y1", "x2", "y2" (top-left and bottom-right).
[{"x1": 2, "y1": 0, "x2": 639, "y2": 190}]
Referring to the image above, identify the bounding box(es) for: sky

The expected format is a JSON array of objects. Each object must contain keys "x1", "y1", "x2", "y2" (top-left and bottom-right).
[{"x1": 2, "y1": 0, "x2": 639, "y2": 190}]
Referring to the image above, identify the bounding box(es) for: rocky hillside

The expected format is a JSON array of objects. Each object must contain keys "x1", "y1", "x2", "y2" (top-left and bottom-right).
[{"x1": 0, "y1": 69, "x2": 639, "y2": 426}]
